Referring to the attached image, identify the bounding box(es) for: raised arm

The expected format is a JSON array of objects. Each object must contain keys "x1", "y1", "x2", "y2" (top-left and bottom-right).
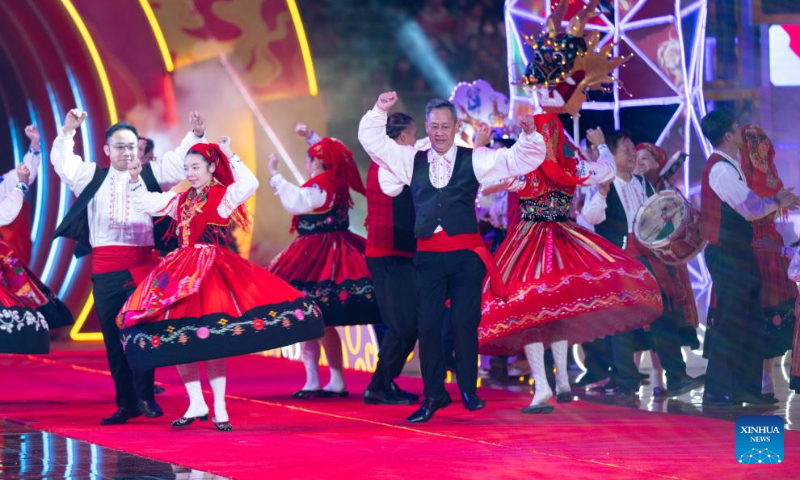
[
  {"x1": 50, "y1": 109, "x2": 97, "y2": 195},
  {"x1": 577, "y1": 128, "x2": 616, "y2": 186},
  {"x1": 151, "y1": 111, "x2": 208, "y2": 189},
  {"x1": 472, "y1": 114, "x2": 546, "y2": 184},
  {"x1": 296, "y1": 122, "x2": 323, "y2": 147},
  {"x1": 22, "y1": 125, "x2": 42, "y2": 186},
  {"x1": 217, "y1": 136, "x2": 259, "y2": 218},
  {"x1": 267, "y1": 153, "x2": 326, "y2": 215},
  {"x1": 357, "y1": 92, "x2": 416, "y2": 185},
  {"x1": 0, "y1": 171, "x2": 29, "y2": 226}
]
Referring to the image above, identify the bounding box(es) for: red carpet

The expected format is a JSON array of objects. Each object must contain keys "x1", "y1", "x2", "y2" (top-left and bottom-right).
[{"x1": 1, "y1": 350, "x2": 798, "y2": 479}]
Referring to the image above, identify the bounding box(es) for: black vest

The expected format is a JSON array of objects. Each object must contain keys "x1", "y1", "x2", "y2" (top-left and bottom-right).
[
  {"x1": 410, "y1": 147, "x2": 480, "y2": 238},
  {"x1": 53, "y1": 163, "x2": 178, "y2": 258},
  {"x1": 594, "y1": 175, "x2": 654, "y2": 249},
  {"x1": 716, "y1": 159, "x2": 754, "y2": 253}
]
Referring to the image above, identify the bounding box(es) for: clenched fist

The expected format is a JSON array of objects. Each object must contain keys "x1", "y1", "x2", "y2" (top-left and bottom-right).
[
  {"x1": 376, "y1": 91, "x2": 398, "y2": 112},
  {"x1": 518, "y1": 114, "x2": 536, "y2": 135},
  {"x1": 64, "y1": 109, "x2": 88, "y2": 135}
]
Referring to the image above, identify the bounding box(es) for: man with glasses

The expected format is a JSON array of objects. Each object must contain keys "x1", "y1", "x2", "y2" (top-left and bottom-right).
[{"x1": 50, "y1": 109, "x2": 206, "y2": 425}]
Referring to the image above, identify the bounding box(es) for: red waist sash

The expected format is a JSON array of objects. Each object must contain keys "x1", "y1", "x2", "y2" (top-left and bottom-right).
[
  {"x1": 417, "y1": 231, "x2": 507, "y2": 299},
  {"x1": 92, "y1": 246, "x2": 158, "y2": 285}
]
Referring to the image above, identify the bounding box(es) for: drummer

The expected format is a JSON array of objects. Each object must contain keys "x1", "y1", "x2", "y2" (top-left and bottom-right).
[
  {"x1": 581, "y1": 130, "x2": 704, "y2": 397},
  {"x1": 633, "y1": 142, "x2": 703, "y2": 396}
]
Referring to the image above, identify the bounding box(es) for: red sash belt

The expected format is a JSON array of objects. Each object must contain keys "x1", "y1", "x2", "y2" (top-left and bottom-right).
[
  {"x1": 365, "y1": 246, "x2": 415, "y2": 259},
  {"x1": 417, "y1": 231, "x2": 507, "y2": 300},
  {"x1": 92, "y1": 246, "x2": 158, "y2": 286}
]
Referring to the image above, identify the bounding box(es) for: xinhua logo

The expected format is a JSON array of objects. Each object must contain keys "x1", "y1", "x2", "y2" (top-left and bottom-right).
[{"x1": 736, "y1": 416, "x2": 784, "y2": 464}]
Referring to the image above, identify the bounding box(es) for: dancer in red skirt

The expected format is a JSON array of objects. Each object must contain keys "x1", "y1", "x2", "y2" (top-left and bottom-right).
[
  {"x1": 739, "y1": 125, "x2": 797, "y2": 398},
  {"x1": 0, "y1": 163, "x2": 74, "y2": 353},
  {"x1": 0, "y1": 164, "x2": 48, "y2": 354},
  {"x1": 268, "y1": 137, "x2": 380, "y2": 399},
  {"x1": 118, "y1": 139, "x2": 324, "y2": 430},
  {"x1": 478, "y1": 114, "x2": 663, "y2": 413}
]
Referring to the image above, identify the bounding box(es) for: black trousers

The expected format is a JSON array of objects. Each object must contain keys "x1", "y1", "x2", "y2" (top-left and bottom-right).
[
  {"x1": 415, "y1": 250, "x2": 485, "y2": 400},
  {"x1": 638, "y1": 256, "x2": 689, "y2": 387},
  {"x1": 92, "y1": 270, "x2": 155, "y2": 409},
  {"x1": 703, "y1": 245, "x2": 764, "y2": 400},
  {"x1": 366, "y1": 256, "x2": 418, "y2": 391}
]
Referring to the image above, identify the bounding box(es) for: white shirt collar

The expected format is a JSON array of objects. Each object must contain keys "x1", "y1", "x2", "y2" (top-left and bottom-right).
[
  {"x1": 428, "y1": 143, "x2": 457, "y2": 163},
  {"x1": 713, "y1": 149, "x2": 744, "y2": 175}
]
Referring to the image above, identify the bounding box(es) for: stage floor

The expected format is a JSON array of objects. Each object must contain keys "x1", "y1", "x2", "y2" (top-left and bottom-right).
[{"x1": 1, "y1": 350, "x2": 798, "y2": 479}]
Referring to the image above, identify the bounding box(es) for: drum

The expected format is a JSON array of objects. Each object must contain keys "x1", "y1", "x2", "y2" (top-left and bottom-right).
[{"x1": 633, "y1": 190, "x2": 706, "y2": 265}]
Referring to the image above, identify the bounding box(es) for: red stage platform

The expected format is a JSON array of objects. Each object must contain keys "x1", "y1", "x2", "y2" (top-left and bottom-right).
[{"x1": 1, "y1": 350, "x2": 798, "y2": 479}]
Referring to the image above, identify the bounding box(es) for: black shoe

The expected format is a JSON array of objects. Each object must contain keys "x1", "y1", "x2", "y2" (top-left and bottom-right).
[
  {"x1": 406, "y1": 395, "x2": 452, "y2": 423},
  {"x1": 762, "y1": 393, "x2": 776, "y2": 401},
  {"x1": 461, "y1": 392, "x2": 486, "y2": 411},
  {"x1": 292, "y1": 389, "x2": 322, "y2": 399},
  {"x1": 390, "y1": 382, "x2": 420, "y2": 403},
  {"x1": 100, "y1": 407, "x2": 142, "y2": 425},
  {"x1": 171, "y1": 413, "x2": 209, "y2": 427},
  {"x1": 363, "y1": 388, "x2": 414, "y2": 405},
  {"x1": 736, "y1": 393, "x2": 780, "y2": 405},
  {"x1": 604, "y1": 384, "x2": 636, "y2": 396},
  {"x1": 521, "y1": 404, "x2": 555, "y2": 414},
  {"x1": 574, "y1": 373, "x2": 609, "y2": 388},
  {"x1": 137, "y1": 399, "x2": 164, "y2": 418},
  {"x1": 213, "y1": 419, "x2": 233, "y2": 431},
  {"x1": 317, "y1": 389, "x2": 349, "y2": 398},
  {"x1": 667, "y1": 375, "x2": 705, "y2": 397},
  {"x1": 556, "y1": 392, "x2": 573, "y2": 403},
  {"x1": 154, "y1": 385, "x2": 166, "y2": 394}
]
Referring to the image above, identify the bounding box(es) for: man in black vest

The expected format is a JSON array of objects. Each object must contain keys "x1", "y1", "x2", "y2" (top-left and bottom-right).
[
  {"x1": 50, "y1": 109, "x2": 206, "y2": 424},
  {"x1": 581, "y1": 129, "x2": 703, "y2": 397},
  {"x1": 359, "y1": 91, "x2": 546, "y2": 422}
]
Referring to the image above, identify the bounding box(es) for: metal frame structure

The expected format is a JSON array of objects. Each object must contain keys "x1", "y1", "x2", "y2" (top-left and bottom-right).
[{"x1": 504, "y1": 0, "x2": 712, "y2": 360}]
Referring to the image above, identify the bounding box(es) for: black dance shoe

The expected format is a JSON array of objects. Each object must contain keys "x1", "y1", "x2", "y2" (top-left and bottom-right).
[
  {"x1": 406, "y1": 395, "x2": 452, "y2": 423},
  {"x1": 100, "y1": 407, "x2": 142, "y2": 425},
  {"x1": 292, "y1": 389, "x2": 322, "y2": 399},
  {"x1": 666, "y1": 375, "x2": 705, "y2": 398},
  {"x1": 214, "y1": 419, "x2": 233, "y2": 431},
  {"x1": 171, "y1": 413, "x2": 209, "y2": 427},
  {"x1": 137, "y1": 399, "x2": 164, "y2": 418},
  {"x1": 556, "y1": 392, "x2": 573, "y2": 403},
  {"x1": 735, "y1": 393, "x2": 779, "y2": 406},
  {"x1": 521, "y1": 403, "x2": 555, "y2": 414},
  {"x1": 317, "y1": 389, "x2": 349, "y2": 398},
  {"x1": 574, "y1": 373, "x2": 609, "y2": 388},
  {"x1": 363, "y1": 388, "x2": 414, "y2": 405},
  {"x1": 390, "y1": 382, "x2": 420, "y2": 403},
  {"x1": 461, "y1": 392, "x2": 486, "y2": 411}
]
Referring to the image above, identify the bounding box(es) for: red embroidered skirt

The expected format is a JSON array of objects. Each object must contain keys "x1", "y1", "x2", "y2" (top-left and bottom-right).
[
  {"x1": 118, "y1": 244, "x2": 324, "y2": 372},
  {"x1": 269, "y1": 230, "x2": 381, "y2": 326},
  {"x1": 479, "y1": 220, "x2": 663, "y2": 355}
]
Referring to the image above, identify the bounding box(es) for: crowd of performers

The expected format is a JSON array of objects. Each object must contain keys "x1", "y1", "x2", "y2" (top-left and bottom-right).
[{"x1": 3, "y1": 1, "x2": 800, "y2": 428}]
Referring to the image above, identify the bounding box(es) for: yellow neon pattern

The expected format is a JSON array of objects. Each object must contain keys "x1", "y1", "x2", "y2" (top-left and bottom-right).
[
  {"x1": 61, "y1": 0, "x2": 118, "y2": 340},
  {"x1": 137, "y1": 0, "x2": 174, "y2": 72},
  {"x1": 69, "y1": 293, "x2": 102, "y2": 341},
  {"x1": 286, "y1": 0, "x2": 318, "y2": 96},
  {"x1": 59, "y1": 0, "x2": 118, "y2": 123}
]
